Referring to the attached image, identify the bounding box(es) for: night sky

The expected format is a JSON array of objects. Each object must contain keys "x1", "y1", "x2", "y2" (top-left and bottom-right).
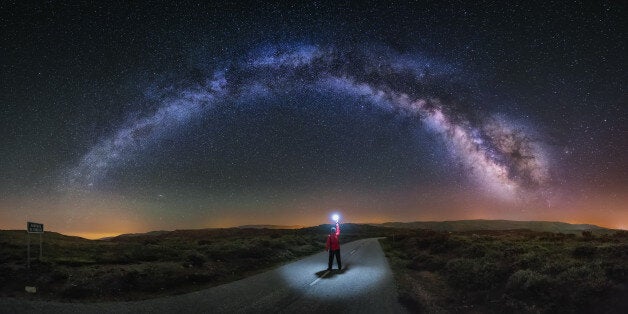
[{"x1": 1, "y1": 1, "x2": 626, "y2": 238}]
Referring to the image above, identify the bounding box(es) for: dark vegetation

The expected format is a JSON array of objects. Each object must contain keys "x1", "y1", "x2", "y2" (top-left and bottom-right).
[
  {"x1": 0, "y1": 223, "x2": 387, "y2": 301},
  {"x1": 381, "y1": 229, "x2": 628, "y2": 313},
  {"x1": 2, "y1": 220, "x2": 625, "y2": 312}
]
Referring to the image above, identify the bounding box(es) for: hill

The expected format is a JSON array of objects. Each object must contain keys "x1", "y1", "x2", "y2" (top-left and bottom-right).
[
  {"x1": 0, "y1": 229, "x2": 92, "y2": 243},
  {"x1": 102, "y1": 220, "x2": 611, "y2": 241},
  {"x1": 236, "y1": 225, "x2": 304, "y2": 229},
  {"x1": 374, "y1": 219, "x2": 611, "y2": 234},
  {"x1": 104, "y1": 223, "x2": 392, "y2": 243}
]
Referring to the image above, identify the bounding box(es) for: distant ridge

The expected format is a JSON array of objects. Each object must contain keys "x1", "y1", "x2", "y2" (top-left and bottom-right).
[
  {"x1": 4, "y1": 220, "x2": 611, "y2": 241},
  {"x1": 373, "y1": 219, "x2": 609, "y2": 234},
  {"x1": 109, "y1": 225, "x2": 304, "y2": 239},
  {"x1": 236, "y1": 225, "x2": 304, "y2": 229},
  {"x1": 102, "y1": 230, "x2": 170, "y2": 240}
]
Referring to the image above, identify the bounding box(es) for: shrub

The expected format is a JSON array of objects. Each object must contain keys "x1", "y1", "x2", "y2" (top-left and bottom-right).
[
  {"x1": 287, "y1": 236, "x2": 309, "y2": 246},
  {"x1": 143, "y1": 238, "x2": 159, "y2": 245},
  {"x1": 416, "y1": 233, "x2": 462, "y2": 253},
  {"x1": 129, "y1": 246, "x2": 162, "y2": 262},
  {"x1": 516, "y1": 251, "x2": 544, "y2": 269},
  {"x1": 604, "y1": 263, "x2": 627, "y2": 282},
  {"x1": 415, "y1": 232, "x2": 445, "y2": 249},
  {"x1": 252, "y1": 239, "x2": 271, "y2": 247},
  {"x1": 61, "y1": 284, "x2": 94, "y2": 299},
  {"x1": 409, "y1": 253, "x2": 446, "y2": 271},
  {"x1": 54, "y1": 257, "x2": 96, "y2": 267},
  {"x1": 502, "y1": 245, "x2": 524, "y2": 259},
  {"x1": 236, "y1": 245, "x2": 272, "y2": 259},
  {"x1": 121, "y1": 270, "x2": 140, "y2": 287},
  {"x1": 540, "y1": 257, "x2": 573, "y2": 275},
  {"x1": 186, "y1": 272, "x2": 216, "y2": 284},
  {"x1": 606, "y1": 244, "x2": 628, "y2": 258},
  {"x1": 462, "y1": 244, "x2": 486, "y2": 258},
  {"x1": 506, "y1": 269, "x2": 550, "y2": 301},
  {"x1": 50, "y1": 269, "x2": 69, "y2": 282},
  {"x1": 573, "y1": 244, "x2": 597, "y2": 258},
  {"x1": 612, "y1": 230, "x2": 628, "y2": 239},
  {"x1": 445, "y1": 258, "x2": 475, "y2": 288},
  {"x1": 554, "y1": 264, "x2": 612, "y2": 311},
  {"x1": 445, "y1": 258, "x2": 503, "y2": 290},
  {"x1": 185, "y1": 251, "x2": 207, "y2": 267}
]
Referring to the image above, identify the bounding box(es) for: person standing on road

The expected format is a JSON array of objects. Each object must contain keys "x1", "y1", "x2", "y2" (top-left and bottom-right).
[{"x1": 326, "y1": 221, "x2": 341, "y2": 270}]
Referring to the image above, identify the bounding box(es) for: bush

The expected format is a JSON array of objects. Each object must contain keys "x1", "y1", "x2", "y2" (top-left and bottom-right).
[
  {"x1": 445, "y1": 258, "x2": 503, "y2": 290},
  {"x1": 604, "y1": 244, "x2": 628, "y2": 258},
  {"x1": 516, "y1": 251, "x2": 544, "y2": 269},
  {"x1": 269, "y1": 240, "x2": 287, "y2": 250},
  {"x1": 121, "y1": 270, "x2": 140, "y2": 287},
  {"x1": 54, "y1": 257, "x2": 96, "y2": 267},
  {"x1": 62, "y1": 284, "x2": 94, "y2": 299},
  {"x1": 185, "y1": 251, "x2": 207, "y2": 267},
  {"x1": 604, "y1": 263, "x2": 627, "y2": 282},
  {"x1": 506, "y1": 270, "x2": 550, "y2": 301},
  {"x1": 573, "y1": 244, "x2": 597, "y2": 258},
  {"x1": 143, "y1": 238, "x2": 159, "y2": 245},
  {"x1": 501, "y1": 247, "x2": 524, "y2": 261},
  {"x1": 95, "y1": 251, "x2": 131, "y2": 264},
  {"x1": 415, "y1": 232, "x2": 461, "y2": 253},
  {"x1": 462, "y1": 244, "x2": 486, "y2": 258},
  {"x1": 236, "y1": 245, "x2": 272, "y2": 259},
  {"x1": 445, "y1": 258, "x2": 475, "y2": 288},
  {"x1": 186, "y1": 272, "x2": 216, "y2": 284},
  {"x1": 129, "y1": 245, "x2": 162, "y2": 262},
  {"x1": 613, "y1": 230, "x2": 628, "y2": 239},
  {"x1": 50, "y1": 269, "x2": 69, "y2": 282},
  {"x1": 557, "y1": 265, "x2": 610, "y2": 293},
  {"x1": 408, "y1": 253, "x2": 446, "y2": 271},
  {"x1": 540, "y1": 257, "x2": 572, "y2": 275}
]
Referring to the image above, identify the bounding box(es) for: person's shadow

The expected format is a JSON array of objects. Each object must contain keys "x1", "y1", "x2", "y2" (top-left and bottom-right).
[{"x1": 315, "y1": 265, "x2": 348, "y2": 278}]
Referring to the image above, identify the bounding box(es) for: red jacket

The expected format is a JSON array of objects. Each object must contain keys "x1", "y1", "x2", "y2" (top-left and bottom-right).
[{"x1": 326, "y1": 222, "x2": 341, "y2": 251}]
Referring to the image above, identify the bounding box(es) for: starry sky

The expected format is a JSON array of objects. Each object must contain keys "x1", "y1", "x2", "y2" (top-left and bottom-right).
[{"x1": 1, "y1": 1, "x2": 626, "y2": 238}]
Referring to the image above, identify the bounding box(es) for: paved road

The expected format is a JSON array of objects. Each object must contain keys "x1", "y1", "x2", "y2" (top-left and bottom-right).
[{"x1": 0, "y1": 238, "x2": 407, "y2": 314}]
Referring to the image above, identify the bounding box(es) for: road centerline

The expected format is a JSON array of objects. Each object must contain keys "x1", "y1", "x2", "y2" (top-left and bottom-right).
[{"x1": 309, "y1": 270, "x2": 330, "y2": 286}]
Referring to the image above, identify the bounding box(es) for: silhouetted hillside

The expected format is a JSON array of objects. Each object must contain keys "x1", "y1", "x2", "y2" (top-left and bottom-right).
[
  {"x1": 236, "y1": 225, "x2": 304, "y2": 229},
  {"x1": 375, "y1": 220, "x2": 611, "y2": 234},
  {"x1": 0, "y1": 230, "x2": 92, "y2": 243}
]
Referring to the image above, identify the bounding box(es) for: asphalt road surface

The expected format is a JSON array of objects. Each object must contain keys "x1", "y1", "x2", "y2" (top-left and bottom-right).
[{"x1": 0, "y1": 238, "x2": 407, "y2": 313}]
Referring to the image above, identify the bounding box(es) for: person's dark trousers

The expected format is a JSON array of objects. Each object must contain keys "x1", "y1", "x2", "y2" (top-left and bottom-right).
[{"x1": 328, "y1": 249, "x2": 342, "y2": 270}]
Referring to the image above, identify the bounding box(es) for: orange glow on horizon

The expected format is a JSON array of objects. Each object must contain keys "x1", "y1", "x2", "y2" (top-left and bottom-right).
[
  {"x1": 1, "y1": 187, "x2": 626, "y2": 235},
  {"x1": 65, "y1": 232, "x2": 127, "y2": 240}
]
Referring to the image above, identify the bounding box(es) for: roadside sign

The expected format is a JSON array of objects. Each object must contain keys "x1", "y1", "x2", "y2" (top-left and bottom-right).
[
  {"x1": 26, "y1": 221, "x2": 44, "y2": 268},
  {"x1": 27, "y1": 222, "x2": 44, "y2": 233}
]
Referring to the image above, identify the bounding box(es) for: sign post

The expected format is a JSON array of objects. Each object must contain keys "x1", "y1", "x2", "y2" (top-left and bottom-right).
[{"x1": 26, "y1": 222, "x2": 44, "y2": 268}]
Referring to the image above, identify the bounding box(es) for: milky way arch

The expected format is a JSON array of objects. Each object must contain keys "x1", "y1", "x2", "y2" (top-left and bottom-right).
[{"x1": 64, "y1": 43, "x2": 550, "y2": 199}]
